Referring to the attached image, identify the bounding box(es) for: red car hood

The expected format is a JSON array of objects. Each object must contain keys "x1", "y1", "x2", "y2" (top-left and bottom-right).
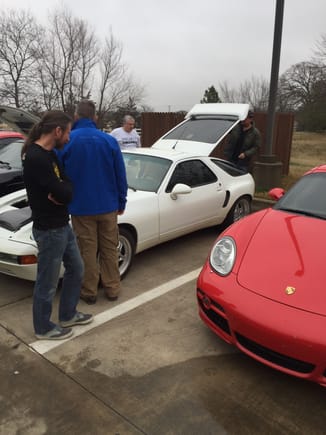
[{"x1": 237, "y1": 208, "x2": 326, "y2": 315}]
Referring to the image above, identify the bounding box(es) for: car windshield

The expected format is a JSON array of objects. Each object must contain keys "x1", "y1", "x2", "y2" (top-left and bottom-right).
[
  {"x1": 0, "y1": 139, "x2": 23, "y2": 169},
  {"x1": 274, "y1": 172, "x2": 326, "y2": 219},
  {"x1": 123, "y1": 153, "x2": 172, "y2": 192},
  {"x1": 163, "y1": 117, "x2": 236, "y2": 144}
]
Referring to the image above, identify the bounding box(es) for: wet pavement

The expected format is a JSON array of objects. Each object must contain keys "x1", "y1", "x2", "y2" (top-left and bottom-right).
[{"x1": 1, "y1": 226, "x2": 326, "y2": 434}]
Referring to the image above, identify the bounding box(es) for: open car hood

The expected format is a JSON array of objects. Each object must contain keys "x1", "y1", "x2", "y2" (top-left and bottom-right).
[
  {"x1": 186, "y1": 103, "x2": 250, "y2": 120},
  {"x1": 152, "y1": 103, "x2": 249, "y2": 155},
  {"x1": 0, "y1": 106, "x2": 39, "y2": 135},
  {"x1": 237, "y1": 209, "x2": 326, "y2": 316}
]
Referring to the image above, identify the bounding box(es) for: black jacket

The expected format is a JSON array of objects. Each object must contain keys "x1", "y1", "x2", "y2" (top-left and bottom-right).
[{"x1": 23, "y1": 143, "x2": 73, "y2": 230}]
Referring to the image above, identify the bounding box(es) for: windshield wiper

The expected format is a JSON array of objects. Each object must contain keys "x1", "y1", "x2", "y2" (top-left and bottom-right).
[
  {"x1": 0, "y1": 160, "x2": 11, "y2": 168},
  {"x1": 128, "y1": 184, "x2": 137, "y2": 192}
]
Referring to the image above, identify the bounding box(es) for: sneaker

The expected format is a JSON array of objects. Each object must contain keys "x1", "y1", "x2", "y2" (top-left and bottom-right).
[
  {"x1": 35, "y1": 325, "x2": 73, "y2": 340},
  {"x1": 60, "y1": 312, "x2": 93, "y2": 328}
]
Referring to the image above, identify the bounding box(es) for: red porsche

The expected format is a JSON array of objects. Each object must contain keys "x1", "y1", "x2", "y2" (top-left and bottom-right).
[{"x1": 197, "y1": 165, "x2": 326, "y2": 386}]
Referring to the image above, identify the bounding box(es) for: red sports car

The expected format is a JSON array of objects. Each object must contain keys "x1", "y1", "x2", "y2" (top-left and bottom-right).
[{"x1": 197, "y1": 165, "x2": 326, "y2": 386}]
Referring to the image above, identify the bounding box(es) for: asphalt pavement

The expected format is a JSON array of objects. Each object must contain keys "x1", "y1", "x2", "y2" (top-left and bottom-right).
[{"x1": 1, "y1": 205, "x2": 326, "y2": 435}]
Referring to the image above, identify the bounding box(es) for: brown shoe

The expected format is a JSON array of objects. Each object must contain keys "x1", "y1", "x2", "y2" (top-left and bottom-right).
[
  {"x1": 80, "y1": 294, "x2": 97, "y2": 305},
  {"x1": 106, "y1": 294, "x2": 118, "y2": 301},
  {"x1": 105, "y1": 288, "x2": 119, "y2": 301}
]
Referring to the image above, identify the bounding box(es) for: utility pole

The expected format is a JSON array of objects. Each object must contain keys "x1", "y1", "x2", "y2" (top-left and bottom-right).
[{"x1": 253, "y1": 0, "x2": 284, "y2": 190}]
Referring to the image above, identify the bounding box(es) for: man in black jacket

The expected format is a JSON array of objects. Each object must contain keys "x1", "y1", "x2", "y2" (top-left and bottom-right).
[
  {"x1": 224, "y1": 110, "x2": 261, "y2": 173},
  {"x1": 22, "y1": 111, "x2": 93, "y2": 340}
]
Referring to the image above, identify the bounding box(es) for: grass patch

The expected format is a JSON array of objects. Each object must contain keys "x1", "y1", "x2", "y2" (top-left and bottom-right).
[{"x1": 255, "y1": 131, "x2": 326, "y2": 199}]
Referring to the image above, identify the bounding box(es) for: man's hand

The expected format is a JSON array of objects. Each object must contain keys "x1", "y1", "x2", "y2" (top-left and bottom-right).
[
  {"x1": 238, "y1": 153, "x2": 246, "y2": 159},
  {"x1": 48, "y1": 193, "x2": 63, "y2": 205}
]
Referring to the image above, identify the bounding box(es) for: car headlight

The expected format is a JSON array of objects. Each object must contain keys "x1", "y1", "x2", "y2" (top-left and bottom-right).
[{"x1": 209, "y1": 236, "x2": 236, "y2": 276}]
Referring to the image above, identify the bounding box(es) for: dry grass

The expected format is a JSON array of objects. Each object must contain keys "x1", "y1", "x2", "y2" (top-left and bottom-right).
[{"x1": 255, "y1": 131, "x2": 326, "y2": 197}]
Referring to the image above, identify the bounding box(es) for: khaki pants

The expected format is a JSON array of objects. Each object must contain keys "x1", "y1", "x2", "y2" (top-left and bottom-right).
[{"x1": 72, "y1": 212, "x2": 120, "y2": 298}]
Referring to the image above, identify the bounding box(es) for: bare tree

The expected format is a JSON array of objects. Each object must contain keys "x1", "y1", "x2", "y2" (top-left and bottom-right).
[
  {"x1": 77, "y1": 24, "x2": 98, "y2": 100},
  {"x1": 0, "y1": 7, "x2": 146, "y2": 118},
  {"x1": 219, "y1": 76, "x2": 269, "y2": 111},
  {"x1": 35, "y1": 8, "x2": 98, "y2": 113},
  {"x1": 278, "y1": 61, "x2": 325, "y2": 110},
  {"x1": 0, "y1": 9, "x2": 39, "y2": 109},
  {"x1": 96, "y1": 29, "x2": 126, "y2": 119},
  {"x1": 219, "y1": 81, "x2": 239, "y2": 103},
  {"x1": 313, "y1": 33, "x2": 326, "y2": 63},
  {"x1": 96, "y1": 29, "x2": 145, "y2": 127},
  {"x1": 239, "y1": 76, "x2": 269, "y2": 111}
]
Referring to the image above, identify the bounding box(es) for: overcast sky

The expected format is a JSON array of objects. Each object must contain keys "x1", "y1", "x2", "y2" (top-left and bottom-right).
[{"x1": 2, "y1": 0, "x2": 326, "y2": 111}]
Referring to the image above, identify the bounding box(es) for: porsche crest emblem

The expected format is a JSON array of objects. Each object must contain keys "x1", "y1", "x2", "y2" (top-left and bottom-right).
[{"x1": 285, "y1": 286, "x2": 296, "y2": 295}]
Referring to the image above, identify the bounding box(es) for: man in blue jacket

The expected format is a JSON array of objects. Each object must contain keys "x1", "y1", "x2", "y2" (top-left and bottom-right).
[{"x1": 60, "y1": 100, "x2": 128, "y2": 304}]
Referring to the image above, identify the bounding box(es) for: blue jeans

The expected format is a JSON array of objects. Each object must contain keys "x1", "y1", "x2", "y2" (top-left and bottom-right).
[{"x1": 32, "y1": 224, "x2": 84, "y2": 335}]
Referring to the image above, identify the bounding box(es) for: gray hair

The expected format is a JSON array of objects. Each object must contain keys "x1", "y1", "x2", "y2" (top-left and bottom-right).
[{"x1": 123, "y1": 115, "x2": 135, "y2": 124}]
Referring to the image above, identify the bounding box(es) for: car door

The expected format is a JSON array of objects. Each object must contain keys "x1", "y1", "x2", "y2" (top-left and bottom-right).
[{"x1": 158, "y1": 159, "x2": 225, "y2": 241}]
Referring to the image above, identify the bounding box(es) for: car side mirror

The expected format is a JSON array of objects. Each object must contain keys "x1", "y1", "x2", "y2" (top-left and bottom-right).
[
  {"x1": 268, "y1": 187, "x2": 285, "y2": 201},
  {"x1": 170, "y1": 183, "x2": 192, "y2": 200}
]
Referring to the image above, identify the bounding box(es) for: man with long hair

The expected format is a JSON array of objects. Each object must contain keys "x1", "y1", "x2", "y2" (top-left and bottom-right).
[{"x1": 22, "y1": 111, "x2": 93, "y2": 340}]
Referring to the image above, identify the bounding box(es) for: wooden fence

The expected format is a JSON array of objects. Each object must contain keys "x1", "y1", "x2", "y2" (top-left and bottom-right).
[{"x1": 141, "y1": 111, "x2": 295, "y2": 175}]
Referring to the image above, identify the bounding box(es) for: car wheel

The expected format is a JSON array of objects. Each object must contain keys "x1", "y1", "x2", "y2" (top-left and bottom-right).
[
  {"x1": 118, "y1": 227, "x2": 136, "y2": 278},
  {"x1": 222, "y1": 196, "x2": 251, "y2": 228}
]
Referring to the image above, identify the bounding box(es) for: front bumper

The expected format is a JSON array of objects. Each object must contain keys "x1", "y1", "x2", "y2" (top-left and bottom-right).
[{"x1": 197, "y1": 262, "x2": 326, "y2": 386}]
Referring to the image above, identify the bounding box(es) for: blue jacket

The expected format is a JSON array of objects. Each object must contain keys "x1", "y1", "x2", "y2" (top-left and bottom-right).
[{"x1": 59, "y1": 118, "x2": 127, "y2": 216}]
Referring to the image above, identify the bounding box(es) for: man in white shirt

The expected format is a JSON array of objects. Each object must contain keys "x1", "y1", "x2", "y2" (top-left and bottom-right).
[{"x1": 111, "y1": 115, "x2": 141, "y2": 150}]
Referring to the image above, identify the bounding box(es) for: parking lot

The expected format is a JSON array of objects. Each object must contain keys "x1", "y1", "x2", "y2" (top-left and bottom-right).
[{"x1": 1, "y1": 225, "x2": 326, "y2": 435}]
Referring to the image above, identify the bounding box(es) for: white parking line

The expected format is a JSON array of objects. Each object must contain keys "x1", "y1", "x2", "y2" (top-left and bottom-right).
[{"x1": 29, "y1": 267, "x2": 202, "y2": 355}]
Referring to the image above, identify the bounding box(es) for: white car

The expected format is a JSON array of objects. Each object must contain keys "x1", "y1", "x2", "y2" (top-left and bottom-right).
[{"x1": 0, "y1": 103, "x2": 255, "y2": 281}]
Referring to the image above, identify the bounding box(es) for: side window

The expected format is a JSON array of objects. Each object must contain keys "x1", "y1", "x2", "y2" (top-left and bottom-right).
[{"x1": 166, "y1": 160, "x2": 217, "y2": 192}]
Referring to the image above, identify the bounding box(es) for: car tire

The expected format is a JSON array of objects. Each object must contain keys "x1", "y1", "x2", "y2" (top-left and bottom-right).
[
  {"x1": 118, "y1": 226, "x2": 136, "y2": 278},
  {"x1": 222, "y1": 196, "x2": 251, "y2": 229}
]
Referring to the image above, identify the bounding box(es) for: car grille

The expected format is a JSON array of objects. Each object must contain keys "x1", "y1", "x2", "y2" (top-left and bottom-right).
[
  {"x1": 235, "y1": 333, "x2": 315, "y2": 374},
  {"x1": 197, "y1": 295, "x2": 230, "y2": 335},
  {"x1": 197, "y1": 288, "x2": 225, "y2": 312}
]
